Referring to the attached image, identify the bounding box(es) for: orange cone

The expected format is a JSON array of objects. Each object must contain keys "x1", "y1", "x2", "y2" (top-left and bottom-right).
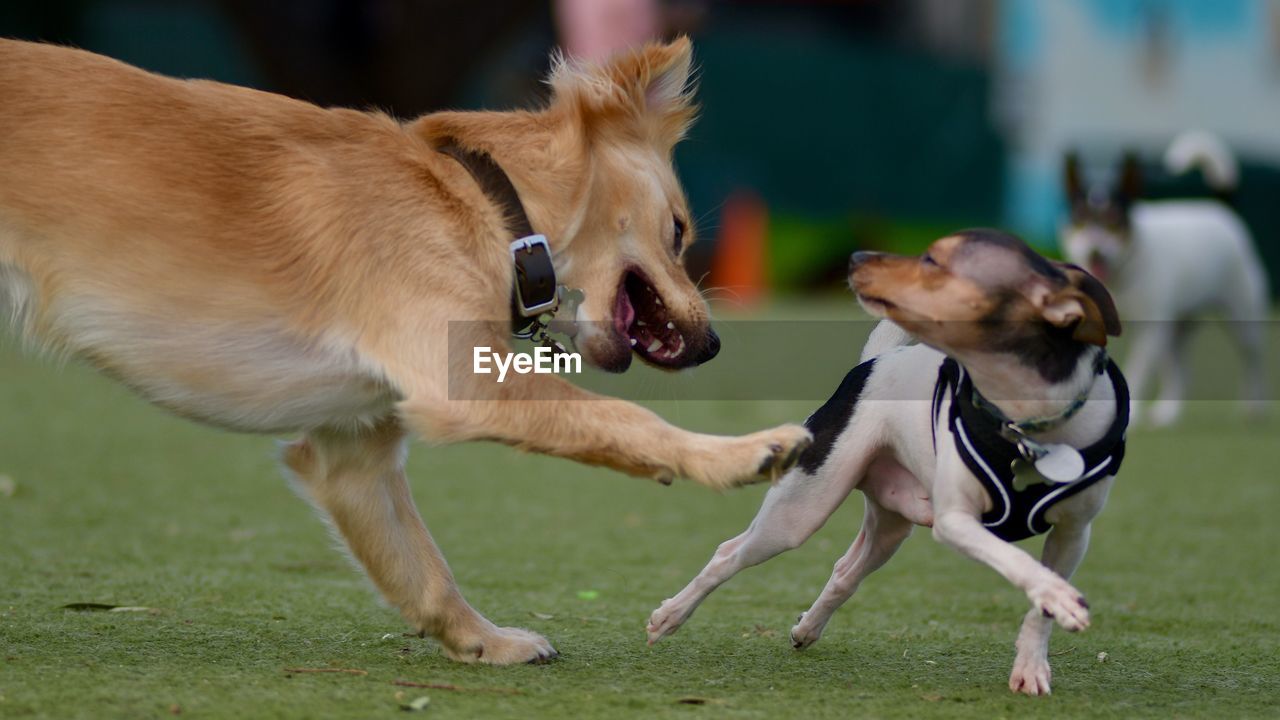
[{"x1": 710, "y1": 190, "x2": 769, "y2": 307}]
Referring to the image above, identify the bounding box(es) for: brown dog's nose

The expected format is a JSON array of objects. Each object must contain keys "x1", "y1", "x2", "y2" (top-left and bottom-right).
[{"x1": 694, "y1": 327, "x2": 720, "y2": 365}]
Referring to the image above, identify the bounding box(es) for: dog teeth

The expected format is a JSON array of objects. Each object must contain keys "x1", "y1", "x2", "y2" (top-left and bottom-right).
[
  {"x1": 647, "y1": 339, "x2": 663, "y2": 353},
  {"x1": 655, "y1": 298, "x2": 663, "y2": 306},
  {"x1": 666, "y1": 322, "x2": 675, "y2": 329},
  {"x1": 630, "y1": 338, "x2": 637, "y2": 347}
]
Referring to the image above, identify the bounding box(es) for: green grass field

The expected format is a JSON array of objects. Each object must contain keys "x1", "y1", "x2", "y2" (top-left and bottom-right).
[{"x1": 2, "y1": 300, "x2": 1278, "y2": 719}]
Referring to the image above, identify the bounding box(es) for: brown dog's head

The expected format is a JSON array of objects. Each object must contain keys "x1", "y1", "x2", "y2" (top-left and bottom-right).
[
  {"x1": 416, "y1": 39, "x2": 716, "y2": 373},
  {"x1": 541, "y1": 38, "x2": 715, "y2": 373},
  {"x1": 850, "y1": 229, "x2": 1121, "y2": 381}
]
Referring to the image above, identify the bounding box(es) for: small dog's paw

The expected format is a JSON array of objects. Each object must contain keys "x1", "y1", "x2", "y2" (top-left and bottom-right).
[
  {"x1": 1009, "y1": 656, "x2": 1053, "y2": 696},
  {"x1": 789, "y1": 612, "x2": 824, "y2": 650},
  {"x1": 646, "y1": 598, "x2": 693, "y2": 645},
  {"x1": 1027, "y1": 575, "x2": 1090, "y2": 632},
  {"x1": 441, "y1": 625, "x2": 557, "y2": 665}
]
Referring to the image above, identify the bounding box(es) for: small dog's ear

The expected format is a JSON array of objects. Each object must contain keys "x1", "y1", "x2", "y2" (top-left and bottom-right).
[
  {"x1": 1043, "y1": 264, "x2": 1122, "y2": 346},
  {"x1": 1116, "y1": 151, "x2": 1143, "y2": 207},
  {"x1": 1064, "y1": 151, "x2": 1085, "y2": 202}
]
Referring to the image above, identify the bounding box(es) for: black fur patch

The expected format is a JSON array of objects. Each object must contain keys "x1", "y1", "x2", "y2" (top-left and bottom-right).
[
  {"x1": 982, "y1": 294, "x2": 1092, "y2": 384},
  {"x1": 798, "y1": 359, "x2": 876, "y2": 474}
]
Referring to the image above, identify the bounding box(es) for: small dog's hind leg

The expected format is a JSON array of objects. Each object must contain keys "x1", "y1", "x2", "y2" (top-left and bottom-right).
[
  {"x1": 283, "y1": 418, "x2": 556, "y2": 665},
  {"x1": 646, "y1": 452, "x2": 867, "y2": 644},
  {"x1": 1009, "y1": 522, "x2": 1092, "y2": 696},
  {"x1": 790, "y1": 498, "x2": 912, "y2": 649}
]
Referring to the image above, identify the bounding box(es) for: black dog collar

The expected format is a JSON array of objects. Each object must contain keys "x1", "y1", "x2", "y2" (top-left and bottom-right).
[
  {"x1": 969, "y1": 349, "x2": 1109, "y2": 447},
  {"x1": 436, "y1": 140, "x2": 559, "y2": 336}
]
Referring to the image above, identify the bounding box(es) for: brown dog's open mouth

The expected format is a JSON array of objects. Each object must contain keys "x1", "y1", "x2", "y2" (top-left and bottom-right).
[{"x1": 614, "y1": 270, "x2": 687, "y2": 366}]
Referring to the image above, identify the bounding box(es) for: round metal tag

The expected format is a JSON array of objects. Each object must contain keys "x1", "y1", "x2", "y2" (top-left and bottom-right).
[{"x1": 1034, "y1": 444, "x2": 1086, "y2": 483}]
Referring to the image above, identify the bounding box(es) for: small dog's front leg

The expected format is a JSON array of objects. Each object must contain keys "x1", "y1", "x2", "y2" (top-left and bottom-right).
[
  {"x1": 933, "y1": 510, "x2": 1091, "y2": 633},
  {"x1": 407, "y1": 370, "x2": 811, "y2": 490},
  {"x1": 1009, "y1": 523, "x2": 1092, "y2": 696},
  {"x1": 930, "y1": 456, "x2": 1090, "y2": 634}
]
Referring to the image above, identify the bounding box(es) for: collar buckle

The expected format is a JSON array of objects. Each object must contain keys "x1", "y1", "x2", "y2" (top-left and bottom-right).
[{"x1": 510, "y1": 235, "x2": 559, "y2": 318}]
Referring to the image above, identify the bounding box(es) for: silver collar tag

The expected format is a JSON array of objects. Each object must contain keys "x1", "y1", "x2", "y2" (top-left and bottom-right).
[{"x1": 1011, "y1": 443, "x2": 1086, "y2": 490}]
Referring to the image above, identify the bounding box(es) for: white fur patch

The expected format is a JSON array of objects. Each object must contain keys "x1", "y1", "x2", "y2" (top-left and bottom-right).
[
  {"x1": 45, "y1": 293, "x2": 397, "y2": 433},
  {"x1": 0, "y1": 261, "x2": 36, "y2": 337}
]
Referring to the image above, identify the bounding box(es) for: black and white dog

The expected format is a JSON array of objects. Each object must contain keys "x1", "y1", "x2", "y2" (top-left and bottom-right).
[
  {"x1": 647, "y1": 230, "x2": 1128, "y2": 696},
  {"x1": 1060, "y1": 131, "x2": 1269, "y2": 426}
]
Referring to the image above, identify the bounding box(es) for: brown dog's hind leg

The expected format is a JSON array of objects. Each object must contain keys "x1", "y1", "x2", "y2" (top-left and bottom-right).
[{"x1": 282, "y1": 418, "x2": 556, "y2": 665}]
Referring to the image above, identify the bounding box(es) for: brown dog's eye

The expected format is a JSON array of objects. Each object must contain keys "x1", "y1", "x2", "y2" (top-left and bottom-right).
[
  {"x1": 922, "y1": 253, "x2": 938, "y2": 267},
  {"x1": 673, "y1": 216, "x2": 686, "y2": 254}
]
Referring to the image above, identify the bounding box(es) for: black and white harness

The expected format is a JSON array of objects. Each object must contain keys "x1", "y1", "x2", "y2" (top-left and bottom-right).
[{"x1": 931, "y1": 355, "x2": 1130, "y2": 542}]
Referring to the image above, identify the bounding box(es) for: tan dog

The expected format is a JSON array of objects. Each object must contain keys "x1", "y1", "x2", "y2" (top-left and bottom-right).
[{"x1": 0, "y1": 38, "x2": 810, "y2": 664}]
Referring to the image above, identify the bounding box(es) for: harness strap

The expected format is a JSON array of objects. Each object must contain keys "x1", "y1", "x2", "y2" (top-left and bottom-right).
[{"x1": 933, "y1": 356, "x2": 1130, "y2": 541}]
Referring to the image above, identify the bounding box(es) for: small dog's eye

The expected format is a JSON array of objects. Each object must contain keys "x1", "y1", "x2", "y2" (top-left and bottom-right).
[
  {"x1": 922, "y1": 253, "x2": 938, "y2": 266},
  {"x1": 673, "y1": 216, "x2": 686, "y2": 254}
]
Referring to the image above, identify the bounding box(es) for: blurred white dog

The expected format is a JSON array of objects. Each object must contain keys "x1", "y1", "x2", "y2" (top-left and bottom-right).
[{"x1": 1059, "y1": 131, "x2": 1269, "y2": 426}]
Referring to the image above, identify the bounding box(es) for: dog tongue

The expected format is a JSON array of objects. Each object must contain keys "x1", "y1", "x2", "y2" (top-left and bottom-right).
[
  {"x1": 1088, "y1": 261, "x2": 1109, "y2": 283},
  {"x1": 615, "y1": 289, "x2": 636, "y2": 337}
]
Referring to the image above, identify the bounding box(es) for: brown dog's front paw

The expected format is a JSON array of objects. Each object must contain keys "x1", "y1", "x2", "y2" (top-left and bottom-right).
[
  {"x1": 685, "y1": 424, "x2": 812, "y2": 490},
  {"x1": 747, "y1": 424, "x2": 813, "y2": 483}
]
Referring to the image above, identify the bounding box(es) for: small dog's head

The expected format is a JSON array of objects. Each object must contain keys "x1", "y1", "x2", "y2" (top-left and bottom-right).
[
  {"x1": 850, "y1": 229, "x2": 1121, "y2": 380},
  {"x1": 542, "y1": 38, "x2": 717, "y2": 373},
  {"x1": 1059, "y1": 151, "x2": 1142, "y2": 283}
]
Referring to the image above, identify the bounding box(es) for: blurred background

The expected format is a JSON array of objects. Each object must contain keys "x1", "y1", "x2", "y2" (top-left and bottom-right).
[{"x1": 3, "y1": 0, "x2": 1278, "y2": 302}]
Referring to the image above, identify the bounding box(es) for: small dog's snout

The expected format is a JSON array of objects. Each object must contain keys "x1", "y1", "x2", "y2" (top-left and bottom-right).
[
  {"x1": 850, "y1": 251, "x2": 877, "y2": 273},
  {"x1": 695, "y1": 327, "x2": 721, "y2": 365}
]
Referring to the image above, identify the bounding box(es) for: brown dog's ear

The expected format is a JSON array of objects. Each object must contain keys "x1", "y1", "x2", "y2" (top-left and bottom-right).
[
  {"x1": 551, "y1": 38, "x2": 696, "y2": 149},
  {"x1": 637, "y1": 37, "x2": 694, "y2": 116},
  {"x1": 1042, "y1": 264, "x2": 1122, "y2": 346}
]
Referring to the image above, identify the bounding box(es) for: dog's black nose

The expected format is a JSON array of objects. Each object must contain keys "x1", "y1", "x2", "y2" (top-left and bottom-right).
[
  {"x1": 696, "y1": 327, "x2": 721, "y2": 365},
  {"x1": 850, "y1": 251, "x2": 877, "y2": 272}
]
